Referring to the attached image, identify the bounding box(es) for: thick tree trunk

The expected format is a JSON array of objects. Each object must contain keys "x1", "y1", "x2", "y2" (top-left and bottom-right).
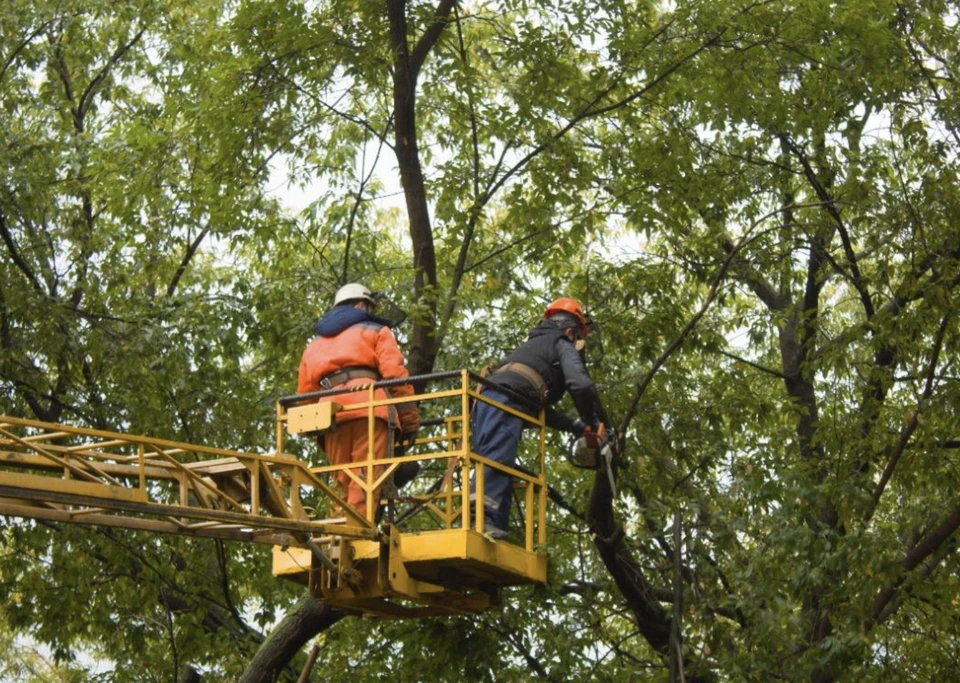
[
  {"x1": 238, "y1": 597, "x2": 343, "y2": 683},
  {"x1": 241, "y1": 3, "x2": 456, "y2": 679},
  {"x1": 179, "y1": 665, "x2": 202, "y2": 683},
  {"x1": 589, "y1": 468, "x2": 715, "y2": 683},
  {"x1": 385, "y1": 0, "x2": 455, "y2": 378},
  {"x1": 589, "y1": 472, "x2": 671, "y2": 652}
]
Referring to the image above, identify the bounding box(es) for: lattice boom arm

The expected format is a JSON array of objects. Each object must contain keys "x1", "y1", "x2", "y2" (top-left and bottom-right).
[{"x1": 0, "y1": 415, "x2": 375, "y2": 543}]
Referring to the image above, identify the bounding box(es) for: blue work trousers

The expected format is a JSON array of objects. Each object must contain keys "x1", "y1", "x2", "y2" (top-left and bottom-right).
[{"x1": 470, "y1": 389, "x2": 524, "y2": 529}]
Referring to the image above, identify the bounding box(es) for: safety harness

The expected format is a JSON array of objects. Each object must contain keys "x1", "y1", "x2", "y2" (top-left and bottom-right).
[
  {"x1": 492, "y1": 362, "x2": 548, "y2": 404},
  {"x1": 319, "y1": 367, "x2": 380, "y2": 389}
]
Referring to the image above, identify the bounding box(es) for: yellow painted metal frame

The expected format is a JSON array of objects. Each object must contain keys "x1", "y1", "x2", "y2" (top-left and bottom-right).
[
  {"x1": 0, "y1": 369, "x2": 552, "y2": 619},
  {"x1": 0, "y1": 413, "x2": 373, "y2": 542},
  {"x1": 277, "y1": 370, "x2": 548, "y2": 548},
  {"x1": 273, "y1": 369, "x2": 550, "y2": 618}
]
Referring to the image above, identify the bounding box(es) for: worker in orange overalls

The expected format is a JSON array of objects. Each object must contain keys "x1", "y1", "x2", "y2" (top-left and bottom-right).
[{"x1": 297, "y1": 283, "x2": 420, "y2": 519}]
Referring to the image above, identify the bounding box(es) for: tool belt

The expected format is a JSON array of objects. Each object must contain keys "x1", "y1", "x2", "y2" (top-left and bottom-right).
[
  {"x1": 319, "y1": 367, "x2": 380, "y2": 389},
  {"x1": 492, "y1": 362, "x2": 548, "y2": 404}
]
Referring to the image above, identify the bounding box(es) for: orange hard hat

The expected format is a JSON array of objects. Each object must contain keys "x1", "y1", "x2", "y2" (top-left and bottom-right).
[{"x1": 544, "y1": 297, "x2": 588, "y2": 336}]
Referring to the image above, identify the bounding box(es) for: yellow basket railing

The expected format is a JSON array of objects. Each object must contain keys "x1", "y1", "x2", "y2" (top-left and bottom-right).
[{"x1": 276, "y1": 369, "x2": 549, "y2": 551}]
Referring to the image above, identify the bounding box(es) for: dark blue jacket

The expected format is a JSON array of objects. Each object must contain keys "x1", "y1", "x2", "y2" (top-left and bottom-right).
[{"x1": 491, "y1": 322, "x2": 601, "y2": 432}]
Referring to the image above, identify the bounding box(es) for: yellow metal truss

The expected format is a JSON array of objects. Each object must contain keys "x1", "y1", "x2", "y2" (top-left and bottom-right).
[{"x1": 0, "y1": 369, "x2": 550, "y2": 618}]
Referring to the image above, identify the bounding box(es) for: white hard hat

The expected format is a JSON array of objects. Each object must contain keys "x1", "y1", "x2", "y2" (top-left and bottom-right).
[{"x1": 334, "y1": 283, "x2": 376, "y2": 306}]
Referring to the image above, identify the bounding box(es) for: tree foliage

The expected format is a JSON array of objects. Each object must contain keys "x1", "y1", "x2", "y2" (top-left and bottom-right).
[{"x1": 3, "y1": 0, "x2": 960, "y2": 680}]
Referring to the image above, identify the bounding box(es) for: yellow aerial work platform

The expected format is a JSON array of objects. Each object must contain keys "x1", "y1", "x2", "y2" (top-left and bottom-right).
[{"x1": 0, "y1": 370, "x2": 549, "y2": 619}]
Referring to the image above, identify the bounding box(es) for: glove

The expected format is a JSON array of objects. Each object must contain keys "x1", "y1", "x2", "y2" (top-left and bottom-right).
[
  {"x1": 395, "y1": 431, "x2": 418, "y2": 455},
  {"x1": 583, "y1": 423, "x2": 605, "y2": 449},
  {"x1": 572, "y1": 419, "x2": 587, "y2": 436}
]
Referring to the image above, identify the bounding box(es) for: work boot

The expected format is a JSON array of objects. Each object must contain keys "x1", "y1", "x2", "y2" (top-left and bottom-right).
[
  {"x1": 484, "y1": 524, "x2": 509, "y2": 540},
  {"x1": 483, "y1": 508, "x2": 509, "y2": 539}
]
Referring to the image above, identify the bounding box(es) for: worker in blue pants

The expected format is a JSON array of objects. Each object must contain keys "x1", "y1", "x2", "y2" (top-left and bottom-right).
[
  {"x1": 471, "y1": 387, "x2": 525, "y2": 536},
  {"x1": 471, "y1": 297, "x2": 604, "y2": 539}
]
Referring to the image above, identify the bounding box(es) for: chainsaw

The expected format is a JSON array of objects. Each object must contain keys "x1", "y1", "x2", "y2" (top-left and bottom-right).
[{"x1": 568, "y1": 423, "x2": 618, "y2": 495}]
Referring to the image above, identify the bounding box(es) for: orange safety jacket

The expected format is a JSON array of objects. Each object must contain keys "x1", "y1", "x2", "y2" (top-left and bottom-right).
[{"x1": 297, "y1": 309, "x2": 419, "y2": 434}]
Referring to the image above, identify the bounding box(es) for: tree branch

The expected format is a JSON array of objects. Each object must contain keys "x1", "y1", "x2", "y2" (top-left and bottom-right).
[
  {"x1": 868, "y1": 502, "x2": 960, "y2": 629},
  {"x1": 778, "y1": 133, "x2": 874, "y2": 319},
  {"x1": 717, "y1": 349, "x2": 787, "y2": 380},
  {"x1": 436, "y1": 5, "x2": 482, "y2": 348},
  {"x1": 341, "y1": 134, "x2": 388, "y2": 282},
  {"x1": 866, "y1": 309, "x2": 950, "y2": 519},
  {"x1": 410, "y1": 0, "x2": 458, "y2": 75},
  {"x1": 479, "y1": 20, "x2": 722, "y2": 210},
  {"x1": 620, "y1": 207, "x2": 786, "y2": 434},
  {"x1": 78, "y1": 26, "x2": 147, "y2": 124},
  {"x1": 0, "y1": 208, "x2": 46, "y2": 294},
  {"x1": 239, "y1": 596, "x2": 344, "y2": 683},
  {"x1": 1, "y1": 19, "x2": 53, "y2": 84},
  {"x1": 166, "y1": 228, "x2": 209, "y2": 298},
  {"x1": 489, "y1": 619, "x2": 559, "y2": 681}
]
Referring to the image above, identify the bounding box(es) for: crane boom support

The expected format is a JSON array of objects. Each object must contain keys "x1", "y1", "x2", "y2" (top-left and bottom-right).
[
  {"x1": 0, "y1": 370, "x2": 551, "y2": 619},
  {"x1": 0, "y1": 415, "x2": 376, "y2": 544}
]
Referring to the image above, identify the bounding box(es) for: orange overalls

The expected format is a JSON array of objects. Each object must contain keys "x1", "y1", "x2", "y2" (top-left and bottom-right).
[{"x1": 298, "y1": 315, "x2": 419, "y2": 518}]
